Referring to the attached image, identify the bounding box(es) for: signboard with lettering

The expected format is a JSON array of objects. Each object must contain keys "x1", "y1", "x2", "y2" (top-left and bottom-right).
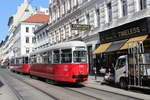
[
  {"x1": 99, "y1": 18, "x2": 150, "y2": 43},
  {"x1": 71, "y1": 24, "x2": 91, "y2": 30}
]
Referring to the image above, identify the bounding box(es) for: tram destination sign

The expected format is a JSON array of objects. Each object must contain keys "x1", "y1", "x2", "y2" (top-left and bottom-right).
[{"x1": 71, "y1": 24, "x2": 91, "y2": 30}]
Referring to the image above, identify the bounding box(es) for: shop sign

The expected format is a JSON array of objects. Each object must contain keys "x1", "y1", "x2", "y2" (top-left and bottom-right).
[
  {"x1": 100, "y1": 18, "x2": 149, "y2": 43},
  {"x1": 71, "y1": 24, "x2": 91, "y2": 30}
]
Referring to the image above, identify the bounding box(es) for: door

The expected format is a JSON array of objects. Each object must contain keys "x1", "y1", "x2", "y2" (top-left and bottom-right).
[
  {"x1": 115, "y1": 57, "x2": 127, "y2": 83},
  {"x1": 87, "y1": 46, "x2": 93, "y2": 74}
]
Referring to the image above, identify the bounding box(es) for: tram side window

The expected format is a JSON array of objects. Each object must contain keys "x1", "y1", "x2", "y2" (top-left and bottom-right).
[
  {"x1": 53, "y1": 50, "x2": 60, "y2": 63},
  {"x1": 11, "y1": 59, "x2": 15, "y2": 64},
  {"x1": 23, "y1": 57, "x2": 29, "y2": 64},
  {"x1": 61, "y1": 49, "x2": 72, "y2": 63},
  {"x1": 37, "y1": 56, "x2": 43, "y2": 64},
  {"x1": 48, "y1": 51, "x2": 52, "y2": 64},
  {"x1": 42, "y1": 52, "x2": 49, "y2": 64},
  {"x1": 73, "y1": 51, "x2": 87, "y2": 63},
  {"x1": 31, "y1": 55, "x2": 37, "y2": 64},
  {"x1": 16, "y1": 58, "x2": 22, "y2": 64}
]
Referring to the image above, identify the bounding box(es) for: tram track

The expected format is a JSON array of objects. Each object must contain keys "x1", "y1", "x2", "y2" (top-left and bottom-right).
[
  {"x1": 62, "y1": 86, "x2": 102, "y2": 100},
  {"x1": 0, "y1": 72, "x2": 24, "y2": 100},
  {"x1": 7, "y1": 70, "x2": 103, "y2": 100},
  {"x1": 3, "y1": 69, "x2": 146, "y2": 100},
  {"x1": 9, "y1": 72, "x2": 101, "y2": 100},
  {"x1": 1, "y1": 70, "x2": 59, "y2": 100},
  {"x1": 85, "y1": 86, "x2": 143, "y2": 100},
  {"x1": 64, "y1": 86, "x2": 143, "y2": 100}
]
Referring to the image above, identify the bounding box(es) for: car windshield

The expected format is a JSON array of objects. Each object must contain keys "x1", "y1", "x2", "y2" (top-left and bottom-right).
[{"x1": 73, "y1": 51, "x2": 87, "y2": 63}]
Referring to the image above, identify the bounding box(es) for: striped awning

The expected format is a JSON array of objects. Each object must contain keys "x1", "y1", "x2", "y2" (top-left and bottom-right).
[
  {"x1": 93, "y1": 42, "x2": 112, "y2": 54},
  {"x1": 120, "y1": 35, "x2": 148, "y2": 50}
]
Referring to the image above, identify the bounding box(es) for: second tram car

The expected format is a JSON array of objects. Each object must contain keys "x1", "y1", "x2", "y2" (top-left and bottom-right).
[
  {"x1": 30, "y1": 41, "x2": 88, "y2": 83},
  {"x1": 10, "y1": 55, "x2": 30, "y2": 74}
]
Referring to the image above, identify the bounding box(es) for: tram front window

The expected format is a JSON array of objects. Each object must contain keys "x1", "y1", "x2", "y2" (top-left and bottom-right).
[
  {"x1": 61, "y1": 49, "x2": 72, "y2": 63},
  {"x1": 73, "y1": 51, "x2": 86, "y2": 63}
]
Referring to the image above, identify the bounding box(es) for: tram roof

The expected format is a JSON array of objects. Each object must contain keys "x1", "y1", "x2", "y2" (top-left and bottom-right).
[{"x1": 32, "y1": 41, "x2": 86, "y2": 55}]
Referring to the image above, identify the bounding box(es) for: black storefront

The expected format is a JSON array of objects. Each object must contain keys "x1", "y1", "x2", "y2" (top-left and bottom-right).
[{"x1": 94, "y1": 17, "x2": 150, "y2": 74}]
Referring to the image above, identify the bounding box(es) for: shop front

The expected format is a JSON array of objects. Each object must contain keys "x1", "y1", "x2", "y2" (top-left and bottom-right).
[{"x1": 93, "y1": 17, "x2": 150, "y2": 74}]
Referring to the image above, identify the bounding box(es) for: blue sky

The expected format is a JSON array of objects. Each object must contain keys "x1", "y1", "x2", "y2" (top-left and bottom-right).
[{"x1": 0, "y1": 0, "x2": 48, "y2": 42}]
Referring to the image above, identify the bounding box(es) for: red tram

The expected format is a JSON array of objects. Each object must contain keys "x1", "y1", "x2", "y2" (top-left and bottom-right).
[
  {"x1": 10, "y1": 55, "x2": 30, "y2": 74},
  {"x1": 30, "y1": 41, "x2": 88, "y2": 83}
]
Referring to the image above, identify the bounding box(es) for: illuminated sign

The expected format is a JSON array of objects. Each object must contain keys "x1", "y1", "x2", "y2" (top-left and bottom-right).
[{"x1": 71, "y1": 24, "x2": 91, "y2": 30}]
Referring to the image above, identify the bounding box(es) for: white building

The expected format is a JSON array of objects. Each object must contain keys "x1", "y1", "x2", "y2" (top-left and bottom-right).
[
  {"x1": 0, "y1": 41, "x2": 4, "y2": 65},
  {"x1": 12, "y1": 13, "x2": 49, "y2": 57},
  {"x1": 2, "y1": 0, "x2": 33, "y2": 62},
  {"x1": 1, "y1": 0, "x2": 49, "y2": 64},
  {"x1": 47, "y1": 0, "x2": 150, "y2": 73},
  {"x1": 33, "y1": 23, "x2": 49, "y2": 52}
]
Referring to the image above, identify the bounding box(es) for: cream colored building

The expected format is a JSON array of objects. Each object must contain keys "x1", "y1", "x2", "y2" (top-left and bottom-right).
[
  {"x1": 0, "y1": 41, "x2": 3, "y2": 65},
  {"x1": 46, "y1": 0, "x2": 150, "y2": 73},
  {"x1": 2, "y1": 0, "x2": 33, "y2": 62}
]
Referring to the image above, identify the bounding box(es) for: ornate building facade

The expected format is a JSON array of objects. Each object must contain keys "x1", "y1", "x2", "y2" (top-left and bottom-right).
[{"x1": 35, "y1": 0, "x2": 150, "y2": 73}]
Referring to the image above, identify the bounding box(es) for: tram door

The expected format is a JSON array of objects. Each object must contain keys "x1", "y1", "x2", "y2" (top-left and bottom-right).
[{"x1": 88, "y1": 46, "x2": 93, "y2": 74}]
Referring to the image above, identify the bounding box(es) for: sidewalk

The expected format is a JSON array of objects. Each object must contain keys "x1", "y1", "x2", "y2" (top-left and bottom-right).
[
  {"x1": 0, "y1": 76, "x2": 18, "y2": 100},
  {"x1": 84, "y1": 75, "x2": 150, "y2": 100}
]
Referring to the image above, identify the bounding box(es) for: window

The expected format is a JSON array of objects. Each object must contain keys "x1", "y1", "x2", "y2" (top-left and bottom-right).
[
  {"x1": 116, "y1": 58, "x2": 126, "y2": 70},
  {"x1": 26, "y1": 37, "x2": 29, "y2": 43},
  {"x1": 26, "y1": 27, "x2": 29, "y2": 33},
  {"x1": 26, "y1": 48, "x2": 30, "y2": 53},
  {"x1": 32, "y1": 37, "x2": 36, "y2": 43},
  {"x1": 31, "y1": 55, "x2": 36, "y2": 64},
  {"x1": 140, "y1": 0, "x2": 147, "y2": 10},
  {"x1": 48, "y1": 51, "x2": 53, "y2": 64},
  {"x1": 32, "y1": 27, "x2": 35, "y2": 33},
  {"x1": 53, "y1": 50, "x2": 60, "y2": 63},
  {"x1": 23, "y1": 57, "x2": 29, "y2": 64},
  {"x1": 96, "y1": 9, "x2": 100, "y2": 26},
  {"x1": 82, "y1": 0, "x2": 88, "y2": 4},
  {"x1": 107, "y1": 3, "x2": 112, "y2": 22},
  {"x1": 36, "y1": 55, "x2": 43, "y2": 64},
  {"x1": 16, "y1": 58, "x2": 22, "y2": 64},
  {"x1": 121, "y1": 0, "x2": 128, "y2": 16},
  {"x1": 73, "y1": 51, "x2": 87, "y2": 63},
  {"x1": 61, "y1": 49, "x2": 72, "y2": 63},
  {"x1": 86, "y1": 14, "x2": 90, "y2": 24},
  {"x1": 41, "y1": 52, "x2": 49, "y2": 64}
]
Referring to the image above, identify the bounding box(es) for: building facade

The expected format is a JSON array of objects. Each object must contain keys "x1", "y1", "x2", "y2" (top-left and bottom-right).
[
  {"x1": 12, "y1": 13, "x2": 49, "y2": 57},
  {"x1": 2, "y1": 0, "x2": 33, "y2": 62},
  {"x1": 0, "y1": 41, "x2": 3, "y2": 65},
  {"x1": 33, "y1": 23, "x2": 49, "y2": 52},
  {"x1": 47, "y1": 0, "x2": 150, "y2": 74},
  {"x1": 1, "y1": 0, "x2": 49, "y2": 65}
]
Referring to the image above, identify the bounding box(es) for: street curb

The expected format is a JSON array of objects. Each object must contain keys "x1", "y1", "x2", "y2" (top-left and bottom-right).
[{"x1": 84, "y1": 82, "x2": 150, "y2": 100}]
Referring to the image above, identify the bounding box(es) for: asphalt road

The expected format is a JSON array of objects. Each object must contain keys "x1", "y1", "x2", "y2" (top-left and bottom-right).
[{"x1": 0, "y1": 68, "x2": 143, "y2": 100}]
